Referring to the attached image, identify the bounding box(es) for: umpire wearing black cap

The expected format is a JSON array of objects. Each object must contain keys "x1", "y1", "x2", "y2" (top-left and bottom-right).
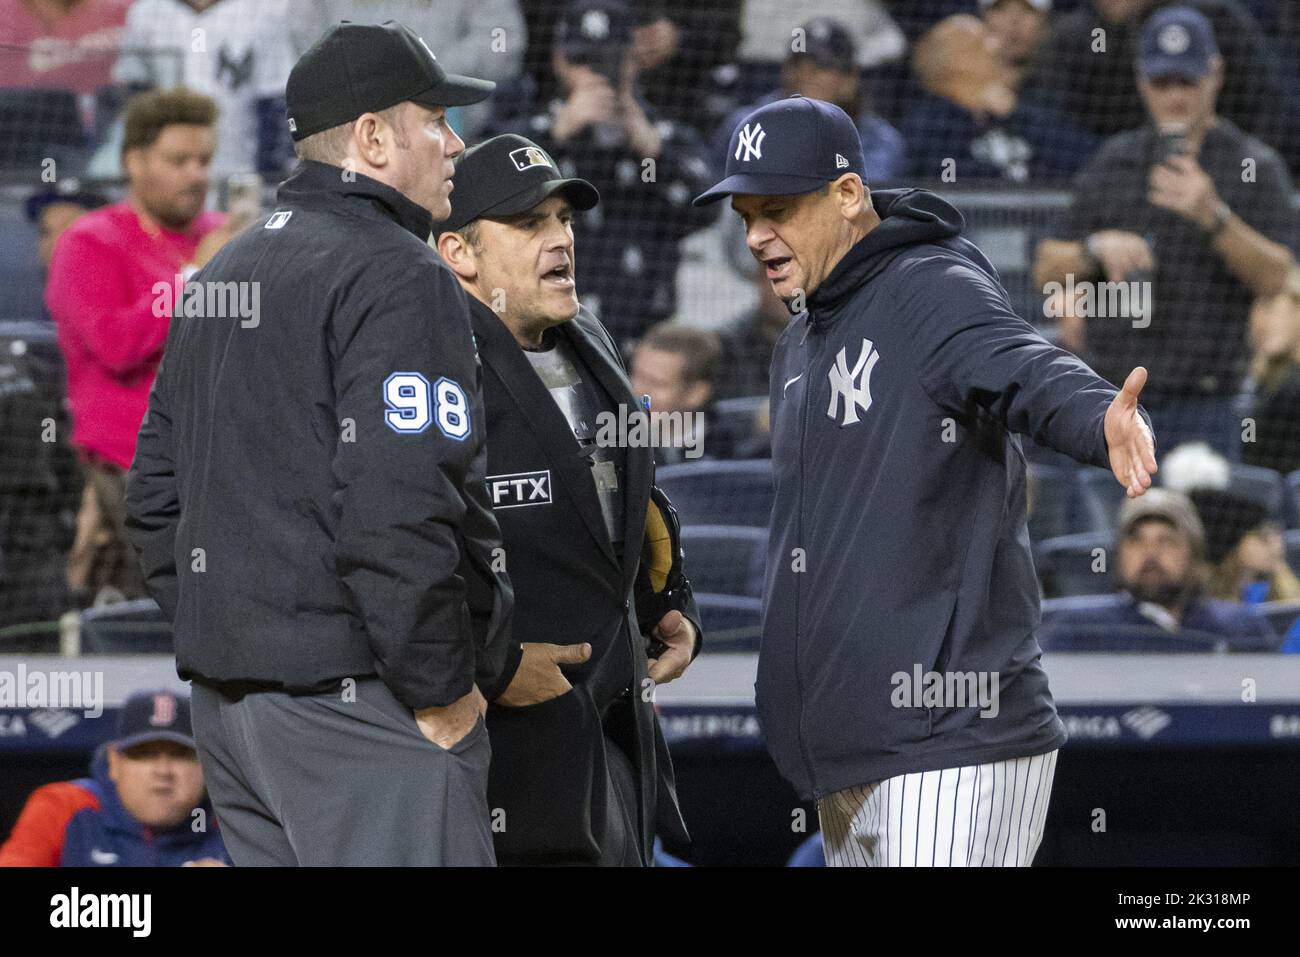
[
  {"x1": 435, "y1": 134, "x2": 702, "y2": 865},
  {"x1": 126, "y1": 21, "x2": 516, "y2": 866}
]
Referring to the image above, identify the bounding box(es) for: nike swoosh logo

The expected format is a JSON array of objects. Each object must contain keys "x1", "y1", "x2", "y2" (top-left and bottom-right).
[{"x1": 783, "y1": 374, "x2": 803, "y2": 394}]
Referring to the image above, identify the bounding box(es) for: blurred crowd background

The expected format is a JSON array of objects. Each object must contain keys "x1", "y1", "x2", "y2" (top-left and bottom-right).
[{"x1": 2, "y1": 0, "x2": 1300, "y2": 660}]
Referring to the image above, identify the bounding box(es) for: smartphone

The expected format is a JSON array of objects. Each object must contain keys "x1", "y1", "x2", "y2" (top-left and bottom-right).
[
  {"x1": 223, "y1": 173, "x2": 264, "y2": 221},
  {"x1": 1155, "y1": 125, "x2": 1190, "y2": 166}
]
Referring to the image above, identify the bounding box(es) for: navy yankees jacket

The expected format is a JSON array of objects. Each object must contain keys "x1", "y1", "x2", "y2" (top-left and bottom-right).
[{"x1": 761, "y1": 187, "x2": 1151, "y2": 800}]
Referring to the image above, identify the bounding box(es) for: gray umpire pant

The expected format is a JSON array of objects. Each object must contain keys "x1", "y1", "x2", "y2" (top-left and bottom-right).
[{"x1": 190, "y1": 676, "x2": 495, "y2": 866}]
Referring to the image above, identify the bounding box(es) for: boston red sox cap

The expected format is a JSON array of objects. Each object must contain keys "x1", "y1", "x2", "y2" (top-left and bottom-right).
[
  {"x1": 286, "y1": 20, "x2": 495, "y2": 142},
  {"x1": 693, "y1": 95, "x2": 867, "y2": 206},
  {"x1": 114, "y1": 689, "x2": 195, "y2": 751},
  {"x1": 440, "y1": 134, "x2": 599, "y2": 233}
]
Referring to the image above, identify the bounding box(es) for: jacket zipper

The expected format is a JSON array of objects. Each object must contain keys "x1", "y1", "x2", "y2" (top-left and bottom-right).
[{"x1": 794, "y1": 318, "x2": 820, "y2": 795}]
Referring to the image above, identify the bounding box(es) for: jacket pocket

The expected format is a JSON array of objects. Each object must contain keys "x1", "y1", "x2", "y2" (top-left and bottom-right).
[{"x1": 485, "y1": 685, "x2": 609, "y2": 865}]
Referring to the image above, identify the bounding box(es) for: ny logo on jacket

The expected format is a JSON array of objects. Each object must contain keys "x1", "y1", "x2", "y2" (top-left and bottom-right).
[{"x1": 827, "y1": 337, "x2": 879, "y2": 425}]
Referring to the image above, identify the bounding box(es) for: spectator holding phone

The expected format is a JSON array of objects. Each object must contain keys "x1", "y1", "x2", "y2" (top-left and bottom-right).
[{"x1": 1034, "y1": 7, "x2": 1294, "y2": 459}]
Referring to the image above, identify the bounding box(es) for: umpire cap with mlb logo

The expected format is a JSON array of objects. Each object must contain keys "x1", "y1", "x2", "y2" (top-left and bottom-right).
[
  {"x1": 440, "y1": 134, "x2": 600, "y2": 232},
  {"x1": 693, "y1": 95, "x2": 867, "y2": 206},
  {"x1": 286, "y1": 20, "x2": 495, "y2": 141}
]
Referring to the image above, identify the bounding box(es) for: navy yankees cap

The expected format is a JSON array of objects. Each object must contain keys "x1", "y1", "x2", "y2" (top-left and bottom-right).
[
  {"x1": 114, "y1": 690, "x2": 195, "y2": 751},
  {"x1": 693, "y1": 95, "x2": 867, "y2": 206},
  {"x1": 790, "y1": 17, "x2": 856, "y2": 72},
  {"x1": 286, "y1": 20, "x2": 495, "y2": 142},
  {"x1": 440, "y1": 134, "x2": 599, "y2": 233},
  {"x1": 1137, "y1": 6, "x2": 1219, "y2": 81}
]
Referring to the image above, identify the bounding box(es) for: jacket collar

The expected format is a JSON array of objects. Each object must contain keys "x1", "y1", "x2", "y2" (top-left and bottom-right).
[{"x1": 276, "y1": 160, "x2": 433, "y2": 241}]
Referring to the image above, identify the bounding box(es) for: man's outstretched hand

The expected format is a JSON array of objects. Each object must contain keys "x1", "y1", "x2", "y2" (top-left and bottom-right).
[{"x1": 1104, "y1": 366, "x2": 1158, "y2": 498}]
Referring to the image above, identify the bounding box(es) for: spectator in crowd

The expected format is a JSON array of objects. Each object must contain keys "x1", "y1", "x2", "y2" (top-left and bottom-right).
[
  {"x1": 0, "y1": 690, "x2": 229, "y2": 866},
  {"x1": 0, "y1": 0, "x2": 131, "y2": 102},
  {"x1": 1033, "y1": 7, "x2": 1295, "y2": 458},
  {"x1": 900, "y1": 4, "x2": 1098, "y2": 183},
  {"x1": 494, "y1": 0, "x2": 718, "y2": 346},
  {"x1": 712, "y1": 16, "x2": 905, "y2": 183},
  {"x1": 25, "y1": 180, "x2": 108, "y2": 279},
  {"x1": 112, "y1": 0, "x2": 298, "y2": 177},
  {"x1": 715, "y1": 263, "x2": 790, "y2": 400},
  {"x1": 1189, "y1": 486, "x2": 1300, "y2": 604},
  {"x1": 1041, "y1": 488, "x2": 1278, "y2": 650},
  {"x1": 46, "y1": 88, "x2": 235, "y2": 604},
  {"x1": 1243, "y1": 271, "x2": 1300, "y2": 474},
  {"x1": 1026, "y1": 0, "x2": 1300, "y2": 175},
  {"x1": 630, "y1": 321, "x2": 720, "y2": 463},
  {"x1": 296, "y1": 0, "x2": 526, "y2": 141},
  {"x1": 735, "y1": 0, "x2": 905, "y2": 72}
]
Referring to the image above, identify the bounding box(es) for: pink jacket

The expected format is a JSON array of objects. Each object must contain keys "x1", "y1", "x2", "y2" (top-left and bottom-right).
[{"x1": 46, "y1": 202, "x2": 224, "y2": 470}]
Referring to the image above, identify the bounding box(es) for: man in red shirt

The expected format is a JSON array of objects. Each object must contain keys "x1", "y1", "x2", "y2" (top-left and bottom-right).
[{"x1": 47, "y1": 87, "x2": 241, "y2": 602}]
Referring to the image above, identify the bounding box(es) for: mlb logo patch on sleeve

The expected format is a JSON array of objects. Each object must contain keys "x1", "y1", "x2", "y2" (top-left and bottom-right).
[{"x1": 486, "y1": 470, "x2": 552, "y2": 508}]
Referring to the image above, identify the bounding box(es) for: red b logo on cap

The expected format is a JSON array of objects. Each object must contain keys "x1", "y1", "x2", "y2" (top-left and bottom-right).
[{"x1": 150, "y1": 693, "x2": 176, "y2": 727}]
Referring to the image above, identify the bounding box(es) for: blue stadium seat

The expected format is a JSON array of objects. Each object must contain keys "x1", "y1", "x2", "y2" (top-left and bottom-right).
[
  {"x1": 680, "y1": 525, "x2": 766, "y2": 598},
  {"x1": 1035, "y1": 531, "x2": 1114, "y2": 597},
  {"x1": 1258, "y1": 600, "x2": 1300, "y2": 640},
  {"x1": 1039, "y1": 597, "x2": 1219, "y2": 652},
  {"x1": 80, "y1": 598, "x2": 172, "y2": 654},
  {"x1": 694, "y1": 593, "x2": 761, "y2": 653},
  {"x1": 0, "y1": 210, "x2": 45, "y2": 320},
  {"x1": 1028, "y1": 464, "x2": 1111, "y2": 540},
  {"x1": 709, "y1": 396, "x2": 766, "y2": 454},
  {"x1": 1074, "y1": 468, "x2": 1127, "y2": 531},
  {"x1": 1222, "y1": 462, "x2": 1289, "y2": 520},
  {"x1": 1286, "y1": 529, "x2": 1300, "y2": 571},
  {"x1": 1287, "y1": 471, "x2": 1300, "y2": 528},
  {"x1": 656, "y1": 460, "x2": 773, "y2": 528}
]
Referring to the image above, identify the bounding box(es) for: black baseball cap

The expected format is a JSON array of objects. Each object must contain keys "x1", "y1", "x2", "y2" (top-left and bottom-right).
[
  {"x1": 439, "y1": 134, "x2": 599, "y2": 233},
  {"x1": 113, "y1": 690, "x2": 195, "y2": 751},
  {"x1": 556, "y1": 0, "x2": 635, "y2": 55},
  {"x1": 790, "y1": 17, "x2": 857, "y2": 73},
  {"x1": 286, "y1": 20, "x2": 495, "y2": 142},
  {"x1": 694, "y1": 95, "x2": 867, "y2": 206},
  {"x1": 24, "y1": 178, "x2": 108, "y2": 223}
]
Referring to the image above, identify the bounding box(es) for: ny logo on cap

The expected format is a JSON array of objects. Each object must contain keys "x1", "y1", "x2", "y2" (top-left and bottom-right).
[
  {"x1": 1158, "y1": 24, "x2": 1191, "y2": 54},
  {"x1": 509, "y1": 146, "x2": 553, "y2": 172},
  {"x1": 735, "y1": 122, "x2": 766, "y2": 162}
]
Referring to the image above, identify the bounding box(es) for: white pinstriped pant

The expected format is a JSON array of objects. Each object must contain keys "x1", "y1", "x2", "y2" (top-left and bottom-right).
[{"x1": 817, "y1": 749, "x2": 1059, "y2": 867}]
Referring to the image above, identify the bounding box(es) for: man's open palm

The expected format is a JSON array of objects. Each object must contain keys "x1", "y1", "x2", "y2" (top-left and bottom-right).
[{"x1": 1105, "y1": 366, "x2": 1158, "y2": 498}]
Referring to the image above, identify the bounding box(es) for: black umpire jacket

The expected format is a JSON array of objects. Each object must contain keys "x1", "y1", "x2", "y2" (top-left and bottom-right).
[
  {"x1": 125, "y1": 162, "x2": 514, "y2": 710},
  {"x1": 469, "y1": 295, "x2": 698, "y2": 864}
]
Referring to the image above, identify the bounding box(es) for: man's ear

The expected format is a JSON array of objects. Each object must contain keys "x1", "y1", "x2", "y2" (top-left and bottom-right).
[
  {"x1": 122, "y1": 147, "x2": 143, "y2": 183},
  {"x1": 436, "y1": 231, "x2": 478, "y2": 282},
  {"x1": 352, "y1": 112, "x2": 388, "y2": 168},
  {"x1": 684, "y1": 379, "x2": 712, "y2": 411},
  {"x1": 105, "y1": 746, "x2": 122, "y2": 785},
  {"x1": 1207, "y1": 55, "x2": 1225, "y2": 96},
  {"x1": 836, "y1": 173, "x2": 868, "y2": 220}
]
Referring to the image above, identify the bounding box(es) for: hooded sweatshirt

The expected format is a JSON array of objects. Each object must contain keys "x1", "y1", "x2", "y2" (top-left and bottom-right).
[{"x1": 760, "y1": 188, "x2": 1148, "y2": 800}]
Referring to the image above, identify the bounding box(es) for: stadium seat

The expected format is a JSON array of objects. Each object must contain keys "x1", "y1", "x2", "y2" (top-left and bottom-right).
[
  {"x1": 694, "y1": 593, "x2": 761, "y2": 653},
  {"x1": 1221, "y1": 463, "x2": 1289, "y2": 520},
  {"x1": 656, "y1": 460, "x2": 773, "y2": 528},
  {"x1": 709, "y1": 396, "x2": 766, "y2": 454},
  {"x1": 1027, "y1": 464, "x2": 1111, "y2": 540},
  {"x1": 0, "y1": 212, "x2": 44, "y2": 320},
  {"x1": 1286, "y1": 529, "x2": 1300, "y2": 571},
  {"x1": 1074, "y1": 468, "x2": 1127, "y2": 531},
  {"x1": 1287, "y1": 472, "x2": 1300, "y2": 528},
  {"x1": 1035, "y1": 531, "x2": 1114, "y2": 597},
  {"x1": 1258, "y1": 600, "x2": 1300, "y2": 640},
  {"x1": 680, "y1": 525, "x2": 766, "y2": 598},
  {"x1": 1039, "y1": 597, "x2": 1220, "y2": 652},
  {"x1": 79, "y1": 598, "x2": 172, "y2": 654}
]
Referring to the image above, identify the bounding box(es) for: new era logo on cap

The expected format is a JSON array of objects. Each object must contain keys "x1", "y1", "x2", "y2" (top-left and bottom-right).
[
  {"x1": 509, "y1": 146, "x2": 554, "y2": 172},
  {"x1": 734, "y1": 122, "x2": 766, "y2": 162},
  {"x1": 835, "y1": 153, "x2": 849, "y2": 169}
]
